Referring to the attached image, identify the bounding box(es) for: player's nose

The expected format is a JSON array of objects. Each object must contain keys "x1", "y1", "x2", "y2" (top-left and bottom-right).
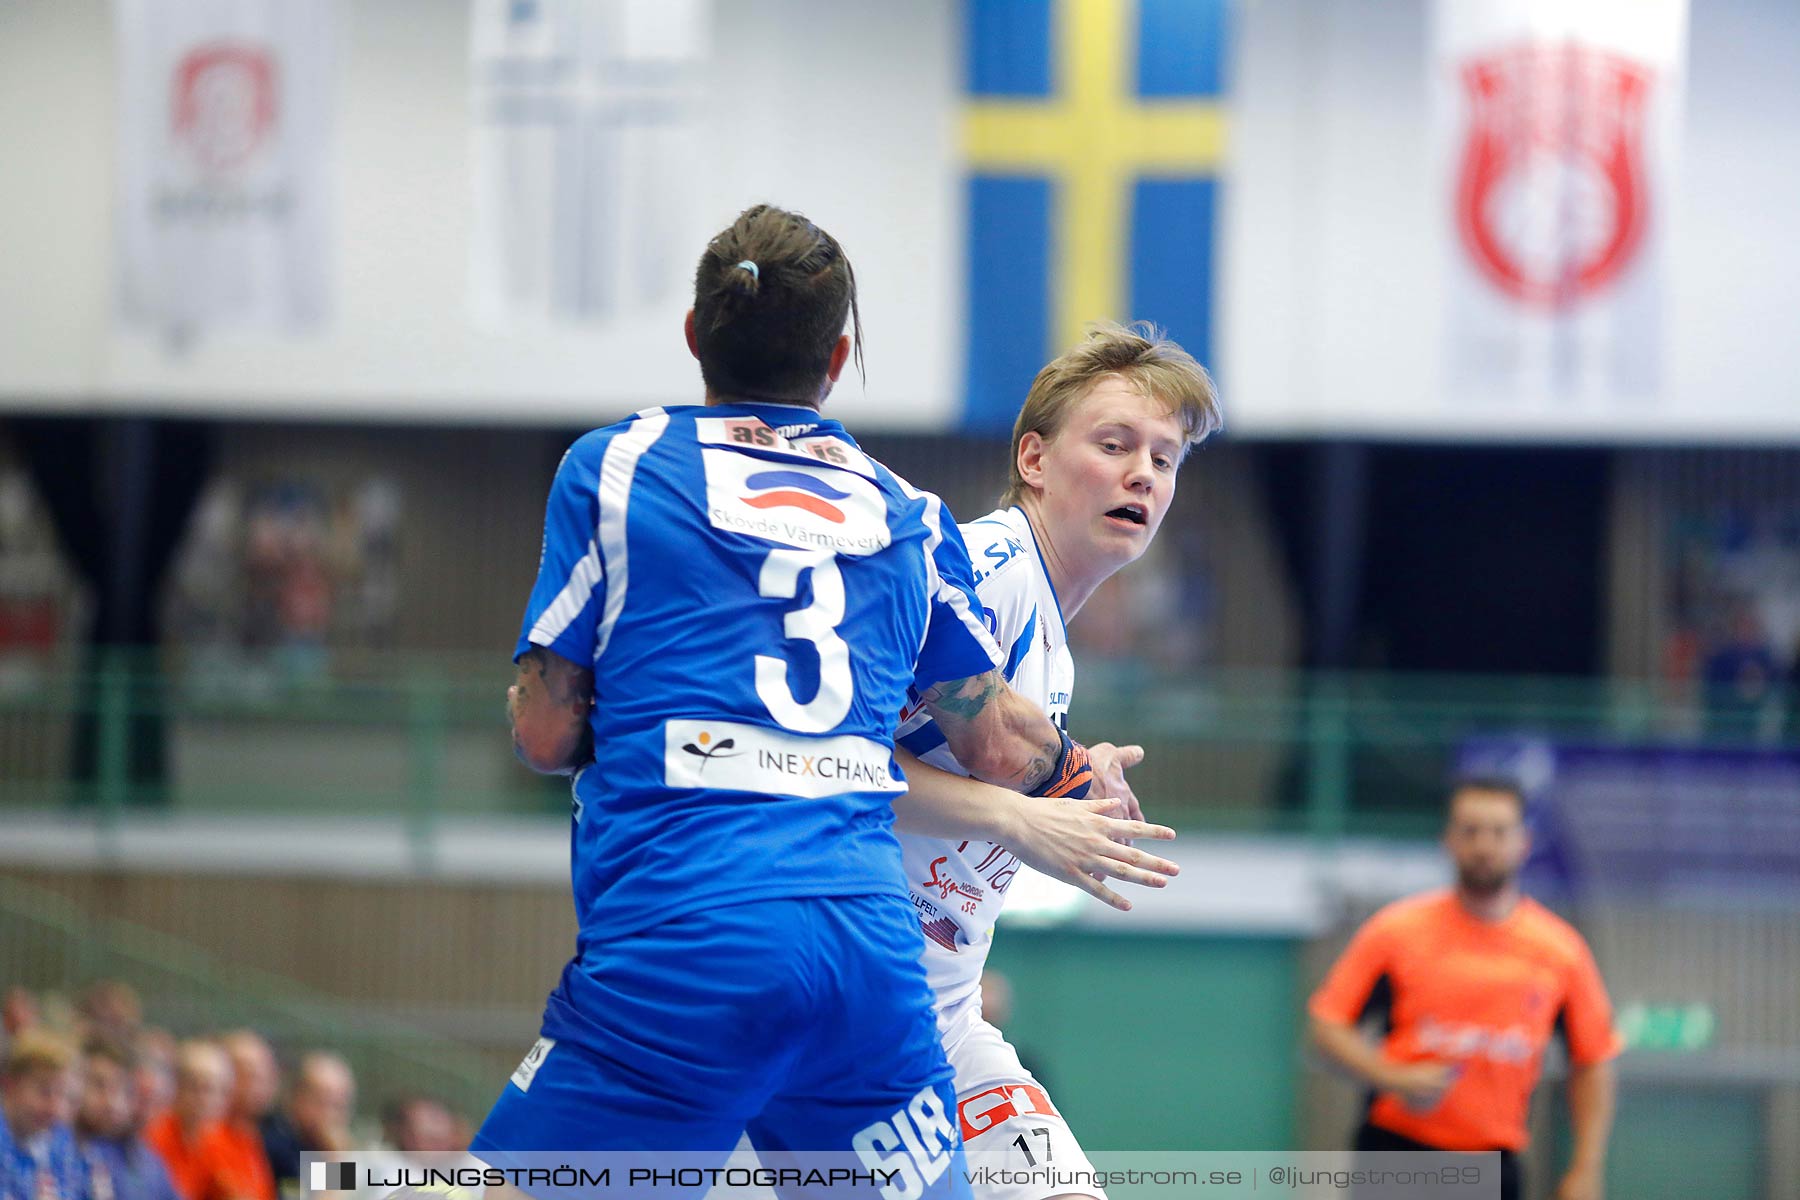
[{"x1": 1125, "y1": 450, "x2": 1155, "y2": 490}]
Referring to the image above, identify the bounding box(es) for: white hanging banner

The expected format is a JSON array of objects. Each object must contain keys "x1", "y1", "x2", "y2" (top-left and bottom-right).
[
  {"x1": 470, "y1": 0, "x2": 709, "y2": 327},
  {"x1": 1433, "y1": 0, "x2": 1688, "y2": 415},
  {"x1": 115, "y1": 0, "x2": 335, "y2": 338}
]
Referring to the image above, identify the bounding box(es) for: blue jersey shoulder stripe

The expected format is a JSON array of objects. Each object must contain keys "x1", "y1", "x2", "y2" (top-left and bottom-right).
[{"x1": 1003, "y1": 608, "x2": 1038, "y2": 682}]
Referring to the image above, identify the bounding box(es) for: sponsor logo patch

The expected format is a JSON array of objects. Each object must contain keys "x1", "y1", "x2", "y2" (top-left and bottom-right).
[
  {"x1": 742, "y1": 469, "x2": 851, "y2": 523},
  {"x1": 664, "y1": 720, "x2": 903, "y2": 798},
  {"x1": 701, "y1": 447, "x2": 890, "y2": 556},
  {"x1": 696, "y1": 417, "x2": 876, "y2": 478},
  {"x1": 922, "y1": 856, "x2": 984, "y2": 902},
  {"x1": 676, "y1": 729, "x2": 744, "y2": 772},
  {"x1": 958, "y1": 1083, "x2": 1059, "y2": 1141},
  {"x1": 852, "y1": 1087, "x2": 956, "y2": 1199}
]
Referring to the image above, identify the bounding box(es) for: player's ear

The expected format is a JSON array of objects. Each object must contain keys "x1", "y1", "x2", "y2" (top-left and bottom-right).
[
  {"x1": 1017, "y1": 430, "x2": 1048, "y2": 491},
  {"x1": 825, "y1": 333, "x2": 851, "y2": 383},
  {"x1": 684, "y1": 309, "x2": 701, "y2": 360}
]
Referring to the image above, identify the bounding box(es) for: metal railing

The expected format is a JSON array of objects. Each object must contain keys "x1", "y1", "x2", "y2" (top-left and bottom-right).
[{"x1": 4, "y1": 648, "x2": 1796, "y2": 840}]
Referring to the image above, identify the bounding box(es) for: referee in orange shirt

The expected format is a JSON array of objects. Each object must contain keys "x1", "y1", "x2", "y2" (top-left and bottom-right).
[{"x1": 1309, "y1": 779, "x2": 1621, "y2": 1200}]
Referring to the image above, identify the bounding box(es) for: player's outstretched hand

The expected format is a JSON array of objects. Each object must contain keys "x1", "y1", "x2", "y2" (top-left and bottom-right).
[
  {"x1": 1007, "y1": 795, "x2": 1177, "y2": 912},
  {"x1": 1086, "y1": 743, "x2": 1146, "y2": 823}
]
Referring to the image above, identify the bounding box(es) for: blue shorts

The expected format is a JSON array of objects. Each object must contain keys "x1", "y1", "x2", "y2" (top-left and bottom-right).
[{"x1": 472, "y1": 893, "x2": 969, "y2": 1198}]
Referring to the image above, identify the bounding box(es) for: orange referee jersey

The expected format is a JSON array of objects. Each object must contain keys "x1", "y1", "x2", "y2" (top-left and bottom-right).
[{"x1": 1309, "y1": 889, "x2": 1623, "y2": 1152}]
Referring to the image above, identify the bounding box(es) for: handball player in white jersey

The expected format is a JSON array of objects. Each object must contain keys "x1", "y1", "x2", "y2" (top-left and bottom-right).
[{"x1": 889, "y1": 322, "x2": 1221, "y2": 1200}]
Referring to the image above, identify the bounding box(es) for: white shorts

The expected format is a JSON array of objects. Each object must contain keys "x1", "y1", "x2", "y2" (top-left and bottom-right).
[{"x1": 942, "y1": 998, "x2": 1105, "y2": 1200}]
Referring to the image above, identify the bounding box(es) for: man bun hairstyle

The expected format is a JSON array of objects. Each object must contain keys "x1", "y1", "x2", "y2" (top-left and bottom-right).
[
  {"x1": 1001, "y1": 321, "x2": 1222, "y2": 508},
  {"x1": 693, "y1": 204, "x2": 864, "y2": 406}
]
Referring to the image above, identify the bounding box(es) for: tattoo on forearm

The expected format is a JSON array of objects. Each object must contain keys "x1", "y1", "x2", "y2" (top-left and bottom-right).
[
  {"x1": 516, "y1": 646, "x2": 594, "y2": 717},
  {"x1": 920, "y1": 670, "x2": 1001, "y2": 722},
  {"x1": 557, "y1": 665, "x2": 595, "y2": 710},
  {"x1": 1019, "y1": 743, "x2": 1056, "y2": 792},
  {"x1": 514, "y1": 647, "x2": 544, "y2": 715},
  {"x1": 509, "y1": 647, "x2": 597, "y2": 773},
  {"x1": 924, "y1": 670, "x2": 1065, "y2": 790}
]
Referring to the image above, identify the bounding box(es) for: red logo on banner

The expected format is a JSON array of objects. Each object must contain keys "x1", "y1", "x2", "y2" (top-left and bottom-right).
[
  {"x1": 171, "y1": 43, "x2": 279, "y2": 174},
  {"x1": 1455, "y1": 43, "x2": 1654, "y2": 308}
]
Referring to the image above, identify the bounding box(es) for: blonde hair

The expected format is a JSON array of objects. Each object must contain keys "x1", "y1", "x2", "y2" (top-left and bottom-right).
[
  {"x1": 3, "y1": 1028, "x2": 77, "y2": 1078},
  {"x1": 1000, "y1": 321, "x2": 1222, "y2": 508}
]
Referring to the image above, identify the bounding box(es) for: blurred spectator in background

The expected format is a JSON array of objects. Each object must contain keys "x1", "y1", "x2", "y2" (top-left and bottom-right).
[
  {"x1": 1, "y1": 1029, "x2": 88, "y2": 1200},
  {"x1": 218, "y1": 1039, "x2": 276, "y2": 1131},
  {"x1": 218, "y1": 1034, "x2": 279, "y2": 1187},
  {"x1": 143, "y1": 1040, "x2": 271, "y2": 1200},
  {"x1": 1, "y1": 990, "x2": 38, "y2": 1040},
  {"x1": 214, "y1": 1036, "x2": 275, "y2": 1200},
  {"x1": 377, "y1": 1096, "x2": 460, "y2": 1154},
  {"x1": 259, "y1": 1053, "x2": 353, "y2": 1196},
  {"x1": 1309, "y1": 780, "x2": 1620, "y2": 1200},
  {"x1": 31, "y1": 996, "x2": 81, "y2": 1041},
  {"x1": 131, "y1": 1031, "x2": 176, "y2": 1129},
  {"x1": 77, "y1": 1035, "x2": 178, "y2": 1200},
  {"x1": 77, "y1": 985, "x2": 144, "y2": 1047}
]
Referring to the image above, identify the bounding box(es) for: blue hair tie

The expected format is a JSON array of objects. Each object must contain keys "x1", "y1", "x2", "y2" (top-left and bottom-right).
[{"x1": 735, "y1": 260, "x2": 759, "y2": 281}]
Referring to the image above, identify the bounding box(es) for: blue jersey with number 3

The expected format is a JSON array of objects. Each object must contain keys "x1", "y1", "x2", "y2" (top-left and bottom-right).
[{"x1": 518, "y1": 402, "x2": 1001, "y2": 944}]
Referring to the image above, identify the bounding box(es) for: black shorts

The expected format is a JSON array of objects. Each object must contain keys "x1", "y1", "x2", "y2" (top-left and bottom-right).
[{"x1": 1352, "y1": 1121, "x2": 1520, "y2": 1200}]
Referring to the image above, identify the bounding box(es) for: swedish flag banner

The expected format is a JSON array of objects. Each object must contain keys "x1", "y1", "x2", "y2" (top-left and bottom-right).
[{"x1": 962, "y1": 0, "x2": 1228, "y2": 432}]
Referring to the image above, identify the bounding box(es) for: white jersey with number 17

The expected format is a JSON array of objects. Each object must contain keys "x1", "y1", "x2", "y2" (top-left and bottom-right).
[{"x1": 894, "y1": 505, "x2": 1073, "y2": 1014}]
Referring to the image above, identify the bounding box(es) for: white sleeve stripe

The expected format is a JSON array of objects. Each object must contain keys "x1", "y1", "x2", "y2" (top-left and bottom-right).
[
  {"x1": 896, "y1": 476, "x2": 1003, "y2": 668},
  {"x1": 528, "y1": 537, "x2": 603, "y2": 648},
  {"x1": 594, "y1": 409, "x2": 670, "y2": 661},
  {"x1": 893, "y1": 476, "x2": 943, "y2": 660}
]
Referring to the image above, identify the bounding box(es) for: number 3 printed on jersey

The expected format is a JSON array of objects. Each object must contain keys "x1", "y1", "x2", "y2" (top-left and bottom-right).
[{"x1": 755, "y1": 548, "x2": 852, "y2": 733}]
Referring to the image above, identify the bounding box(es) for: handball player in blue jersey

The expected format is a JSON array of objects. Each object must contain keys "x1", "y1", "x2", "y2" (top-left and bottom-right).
[{"x1": 471, "y1": 206, "x2": 1107, "y2": 1184}]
